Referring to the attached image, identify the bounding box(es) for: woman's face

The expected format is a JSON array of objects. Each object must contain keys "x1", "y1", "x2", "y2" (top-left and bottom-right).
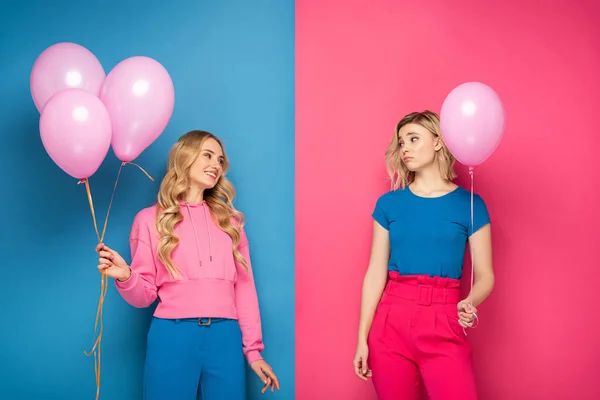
[
  {"x1": 397, "y1": 123, "x2": 441, "y2": 171},
  {"x1": 189, "y1": 137, "x2": 225, "y2": 190}
]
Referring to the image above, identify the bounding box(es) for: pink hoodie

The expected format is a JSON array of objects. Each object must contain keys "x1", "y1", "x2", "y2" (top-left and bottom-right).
[{"x1": 115, "y1": 200, "x2": 264, "y2": 364}]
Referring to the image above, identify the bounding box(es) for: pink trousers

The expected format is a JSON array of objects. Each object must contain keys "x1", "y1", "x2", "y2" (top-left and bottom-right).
[{"x1": 368, "y1": 273, "x2": 477, "y2": 400}]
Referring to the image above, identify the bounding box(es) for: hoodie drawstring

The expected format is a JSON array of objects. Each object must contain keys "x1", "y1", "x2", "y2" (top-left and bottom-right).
[
  {"x1": 202, "y1": 205, "x2": 213, "y2": 262},
  {"x1": 184, "y1": 202, "x2": 212, "y2": 266}
]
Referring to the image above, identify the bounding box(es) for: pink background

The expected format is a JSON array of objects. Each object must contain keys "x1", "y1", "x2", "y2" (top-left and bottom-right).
[{"x1": 295, "y1": 0, "x2": 600, "y2": 399}]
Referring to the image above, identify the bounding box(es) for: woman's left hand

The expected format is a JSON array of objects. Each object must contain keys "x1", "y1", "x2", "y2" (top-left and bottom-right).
[
  {"x1": 457, "y1": 299, "x2": 477, "y2": 328},
  {"x1": 250, "y1": 359, "x2": 280, "y2": 393}
]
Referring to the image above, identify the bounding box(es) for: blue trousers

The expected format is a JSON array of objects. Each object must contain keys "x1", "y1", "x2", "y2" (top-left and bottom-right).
[{"x1": 143, "y1": 317, "x2": 246, "y2": 400}]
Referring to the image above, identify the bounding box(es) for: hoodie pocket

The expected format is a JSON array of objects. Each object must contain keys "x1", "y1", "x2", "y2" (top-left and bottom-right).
[{"x1": 198, "y1": 254, "x2": 236, "y2": 281}]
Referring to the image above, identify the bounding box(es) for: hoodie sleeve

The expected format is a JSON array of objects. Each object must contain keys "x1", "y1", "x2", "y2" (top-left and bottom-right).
[
  {"x1": 234, "y1": 226, "x2": 265, "y2": 364},
  {"x1": 115, "y1": 211, "x2": 158, "y2": 308}
]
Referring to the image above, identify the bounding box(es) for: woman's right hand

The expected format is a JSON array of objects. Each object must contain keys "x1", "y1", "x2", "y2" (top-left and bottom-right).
[
  {"x1": 353, "y1": 342, "x2": 372, "y2": 380},
  {"x1": 95, "y1": 243, "x2": 131, "y2": 281}
]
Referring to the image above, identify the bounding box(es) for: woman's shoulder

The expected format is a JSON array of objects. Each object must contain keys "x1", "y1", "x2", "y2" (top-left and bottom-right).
[
  {"x1": 451, "y1": 185, "x2": 486, "y2": 202},
  {"x1": 133, "y1": 204, "x2": 159, "y2": 225},
  {"x1": 375, "y1": 187, "x2": 409, "y2": 204}
]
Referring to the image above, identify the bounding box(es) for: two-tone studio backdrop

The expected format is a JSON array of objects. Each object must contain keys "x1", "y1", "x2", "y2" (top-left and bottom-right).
[{"x1": 1, "y1": 1, "x2": 599, "y2": 399}]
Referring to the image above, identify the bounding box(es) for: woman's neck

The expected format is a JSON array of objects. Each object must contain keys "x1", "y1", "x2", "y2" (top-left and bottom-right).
[
  {"x1": 410, "y1": 165, "x2": 454, "y2": 194},
  {"x1": 185, "y1": 186, "x2": 204, "y2": 204}
]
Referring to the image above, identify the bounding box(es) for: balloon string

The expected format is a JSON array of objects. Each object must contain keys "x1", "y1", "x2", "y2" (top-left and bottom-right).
[
  {"x1": 469, "y1": 167, "x2": 474, "y2": 291},
  {"x1": 464, "y1": 167, "x2": 479, "y2": 335},
  {"x1": 125, "y1": 161, "x2": 154, "y2": 182},
  {"x1": 98, "y1": 161, "x2": 153, "y2": 245},
  {"x1": 83, "y1": 267, "x2": 108, "y2": 400},
  {"x1": 78, "y1": 178, "x2": 107, "y2": 400},
  {"x1": 80, "y1": 178, "x2": 101, "y2": 242},
  {"x1": 99, "y1": 163, "x2": 124, "y2": 242},
  {"x1": 100, "y1": 161, "x2": 153, "y2": 240},
  {"x1": 78, "y1": 162, "x2": 153, "y2": 400}
]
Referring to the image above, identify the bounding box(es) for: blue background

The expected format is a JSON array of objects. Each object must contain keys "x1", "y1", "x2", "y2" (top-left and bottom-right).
[{"x1": 0, "y1": 1, "x2": 294, "y2": 399}]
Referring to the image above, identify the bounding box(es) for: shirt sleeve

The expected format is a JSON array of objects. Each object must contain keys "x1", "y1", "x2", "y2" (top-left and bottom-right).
[
  {"x1": 372, "y1": 194, "x2": 390, "y2": 230},
  {"x1": 114, "y1": 211, "x2": 159, "y2": 308},
  {"x1": 470, "y1": 194, "x2": 491, "y2": 236},
  {"x1": 234, "y1": 226, "x2": 265, "y2": 364}
]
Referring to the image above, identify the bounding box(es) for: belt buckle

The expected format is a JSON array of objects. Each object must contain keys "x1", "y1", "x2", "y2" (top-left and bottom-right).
[
  {"x1": 198, "y1": 317, "x2": 212, "y2": 326},
  {"x1": 417, "y1": 285, "x2": 432, "y2": 306}
]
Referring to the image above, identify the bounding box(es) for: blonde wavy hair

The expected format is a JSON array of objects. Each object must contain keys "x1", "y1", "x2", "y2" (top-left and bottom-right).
[
  {"x1": 155, "y1": 130, "x2": 247, "y2": 278},
  {"x1": 386, "y1": 110, "x2": 456, "y2": 190}
]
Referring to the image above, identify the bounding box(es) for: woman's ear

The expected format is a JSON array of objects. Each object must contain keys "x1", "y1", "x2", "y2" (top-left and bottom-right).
[{"x1": 434, "y1": 136, "x2": 443, "y2": 151}]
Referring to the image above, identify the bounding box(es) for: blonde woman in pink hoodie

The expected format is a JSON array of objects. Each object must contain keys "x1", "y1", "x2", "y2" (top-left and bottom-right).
[{"x1": 95, "y1": 130, "x2": 280, "y2": 399}]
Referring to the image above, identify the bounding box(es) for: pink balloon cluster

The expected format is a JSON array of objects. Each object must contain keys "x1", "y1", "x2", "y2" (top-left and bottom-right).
[
  {"x1": 31, "y1": 42, "x2": 175, "y2": 179},
  {"x1": 440, "y1": 82, "x2": 505, "y2": 168}
]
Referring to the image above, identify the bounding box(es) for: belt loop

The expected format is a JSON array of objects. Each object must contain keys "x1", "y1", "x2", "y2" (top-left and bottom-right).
[
  {"x1": 417, "y1": 285, "x2": 432, "y2": 306},
  {"x1": 175, "y1": 319, "x2": 181, "y2": 324}
]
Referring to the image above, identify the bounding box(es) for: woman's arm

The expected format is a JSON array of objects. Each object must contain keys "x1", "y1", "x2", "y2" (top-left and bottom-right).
[
  {"x1": 465, "y1": 224, "x2": 494, "y2": 307},
  {"x1": 233, "y1": 228, "x2": 264, "y2": 364},
  {"x1": 357, "y1": 220, "x2": 391, "y2": 344},
  {"x1": 114, "y1": 214, "x2": 159, "y2": 308}
]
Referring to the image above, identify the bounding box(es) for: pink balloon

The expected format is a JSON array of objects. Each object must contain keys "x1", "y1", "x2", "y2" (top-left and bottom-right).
[
  {"x1": 100, "y1": 56, "x2": 175, "y2": 162},
  {"x1": 40, "y1": 89, "x2": 112, "y2": 179},
  {"x1": 440, "y1": 82, "x2": 505, "y2": 167},
  {"x1": 30, "y1": 42, "x2": 106, "y2": 113}
]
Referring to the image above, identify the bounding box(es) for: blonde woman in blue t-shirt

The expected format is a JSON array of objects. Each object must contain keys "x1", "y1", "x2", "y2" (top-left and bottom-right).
[{"x1": 353, "y1": 110, "x2": 495, "y2": 400}]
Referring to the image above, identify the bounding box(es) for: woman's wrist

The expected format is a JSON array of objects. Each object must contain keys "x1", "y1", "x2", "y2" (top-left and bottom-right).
[
  {"x1": 358, "y1": 329, "x2": 369, "y2": 345},
  {"x1": 117, "y1": 266, "x2": 132, "y2": 282}
]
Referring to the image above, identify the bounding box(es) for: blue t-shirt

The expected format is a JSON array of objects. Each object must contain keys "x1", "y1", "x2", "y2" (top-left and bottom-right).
[{"x1": 372, "y1": 186, "x2": 490, "y2": 279}]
